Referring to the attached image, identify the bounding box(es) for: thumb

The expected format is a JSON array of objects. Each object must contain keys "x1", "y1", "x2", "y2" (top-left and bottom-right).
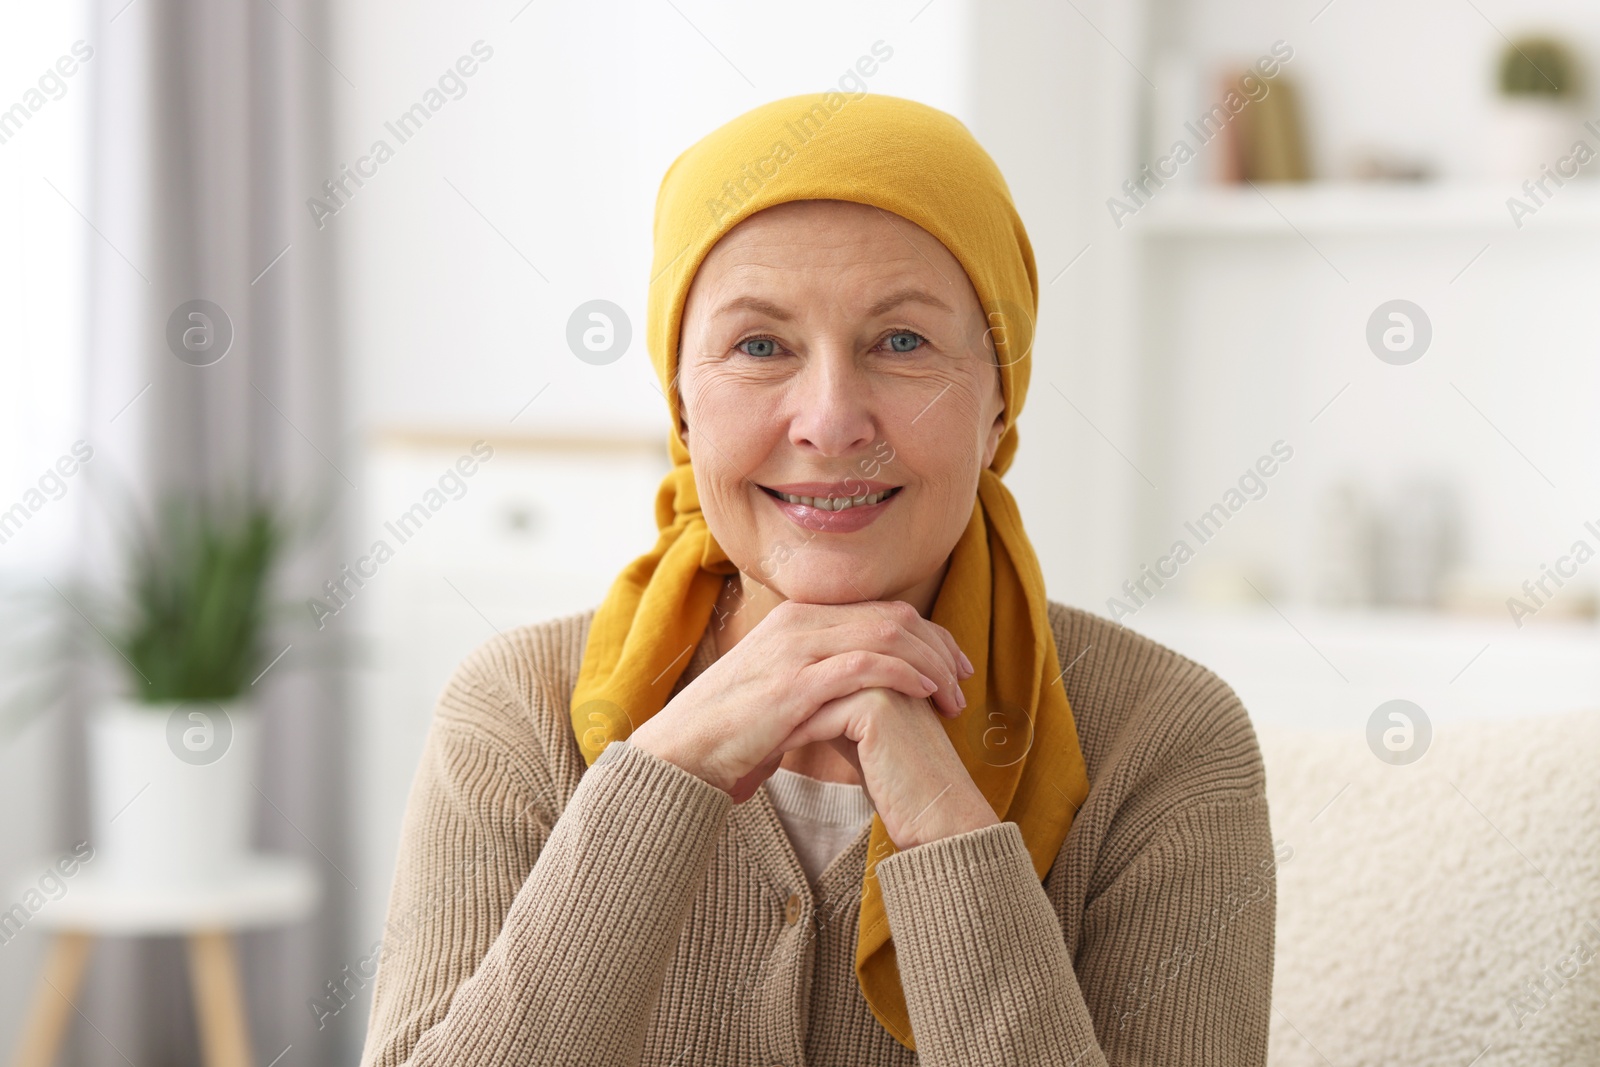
[
  {"x1": 773, "y1": 692, "x2": 862, "y2": 758},
  {"x1": 826, "y1": 735, "x2": 863, "y2": 777},
  {"x1": 728, "y1": 751, "x2": 783, "y2": 804}
]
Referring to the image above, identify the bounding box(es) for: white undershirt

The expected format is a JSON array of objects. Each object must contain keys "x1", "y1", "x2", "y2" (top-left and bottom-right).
[{"x1": 764, "y1": 767, "x2": 875, "y2": 888}]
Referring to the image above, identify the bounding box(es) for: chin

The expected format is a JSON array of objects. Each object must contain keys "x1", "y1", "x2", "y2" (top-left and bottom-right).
[{"x1": 766, "y1": 563, "x2": 901, "y2": 605}]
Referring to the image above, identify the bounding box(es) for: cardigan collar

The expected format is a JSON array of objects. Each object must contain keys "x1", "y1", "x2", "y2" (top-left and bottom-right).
[{"x1": 669, "y1": 619, "x2": 873, "y2": 910}]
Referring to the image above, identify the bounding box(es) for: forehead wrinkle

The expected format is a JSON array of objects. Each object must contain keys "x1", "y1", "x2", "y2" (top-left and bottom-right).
[
  {"x1": 687, "y1": 208, "x2": 983, "y2": 345},
  {"x1": 856, "y1": 201, "x2": 957, "y2": 290},
  {"x1": 707, "y1": 283, "x2": 956, "y2": 326}
]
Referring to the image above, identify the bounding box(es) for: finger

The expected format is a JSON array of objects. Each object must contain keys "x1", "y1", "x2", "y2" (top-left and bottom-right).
[
  {"x1": 784, "y1": 602, "x2": 965, "y2": 715},
  {"x1": 873, "y1": 605, "x2": 967, "y2": 713},
  {"x1": 806, "y1": 648, "x2": 958, "y2": 716},
  {"x1": 857, "y1": 598, "x2": 966, "y2": 681},
  {"x1": 876, "y1": 599, "x2": 961, "y2": 683},
  {"x1": 900, "y1": 614, "x2": 971, "y2": 716},
  {"x1": 796, "y1": 599, "x2": 959, "y2": 688},
  {"x1": 896, "y1": 606, "x2": 973, "y2": 683},
  {"x1": 728, "y1": 751, "x2": 783, "y2": 803},
  {"x1": 774, "y1": 694, "x2": 861, "y2": 755},
  {"x1": 830, "y1": 601, "x2": 964, "y2": 712},
  {"x1": 827, "y1": 736, "x2": 863, "y2": 776},
  {"x1": 874, "y1": 629, "x2": 965, "y2": 717}
]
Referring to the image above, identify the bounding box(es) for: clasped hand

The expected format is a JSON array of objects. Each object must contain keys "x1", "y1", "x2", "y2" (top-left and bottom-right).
[{"x1": 628, "y1": 600, "x2": 1000, "y2": 851}]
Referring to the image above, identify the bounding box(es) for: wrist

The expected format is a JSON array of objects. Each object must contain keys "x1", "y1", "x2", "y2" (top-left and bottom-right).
[
  {"x1": 629, "y1": 722, "x2": 704, "y2": 783},
  {"x1": 900, "y1": 796, "x2": 1000, "y2": 850}
]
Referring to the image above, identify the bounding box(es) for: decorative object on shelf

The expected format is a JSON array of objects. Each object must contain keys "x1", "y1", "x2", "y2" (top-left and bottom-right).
[
  {"x1": 1313, "y1": 476, "x2": 1466, "y2": 610},
  {"x1": 1220, "y1": 70, "x2": 1311, "y2": 183},
  {"x1": 1347, "y1": 148, "x2": 1433, "y2": 182},
  {"x1": 1501, "y1": 36, "x2": 1578, "y2": 96},
  {"x1": 1312, "y1": 480, "x2": 1378, "y2": 607},
  {"x1": 1373, "y1": 476, "x2": 1463, "y2": 608},
  {"x1": 1485, "y1": 34, "x2": 1588, "y2": 181}
]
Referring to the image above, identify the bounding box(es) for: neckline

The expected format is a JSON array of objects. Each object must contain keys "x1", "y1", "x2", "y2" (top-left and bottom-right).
[
  {"x1": 765, "y1": 766, "x2": 875, "y2": 827},
  {"x1": 667, "y1": 607, "x2": 876, "y2": 903}
]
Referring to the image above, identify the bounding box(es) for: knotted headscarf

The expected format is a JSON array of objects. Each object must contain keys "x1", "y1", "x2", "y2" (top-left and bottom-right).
[{"x1": 571, "y1": 91, "x2": 1090, "y2": 1052}]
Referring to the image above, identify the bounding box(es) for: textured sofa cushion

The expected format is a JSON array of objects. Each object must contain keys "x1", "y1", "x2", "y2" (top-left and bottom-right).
[{"x1": 1258, "y1": 708, "x2": 1600, "y2": 1066}]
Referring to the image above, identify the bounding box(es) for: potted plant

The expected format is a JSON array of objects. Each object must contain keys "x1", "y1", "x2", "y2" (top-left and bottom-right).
[
  {"x1": 1486, "y1": 35, "x2": 1586, "y2": 180},
  {"x1": 86, "y1": 492, "x2": 290, "y2": 886}
]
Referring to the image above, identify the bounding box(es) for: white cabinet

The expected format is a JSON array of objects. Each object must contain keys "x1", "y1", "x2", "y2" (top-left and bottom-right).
[{"x1": 349, "y1": 430, "x2": 671, "y2": 956}]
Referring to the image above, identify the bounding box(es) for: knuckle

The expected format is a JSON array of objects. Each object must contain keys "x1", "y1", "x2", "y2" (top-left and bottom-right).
[
  {"x1": 843, "y1": 649, "x2": 877, "y2": 675},
  {"x1": 869, "y1": 618, "x2": 900, "y2": 645},
  {"x1": 888, "y1": 599, "x2": 920, "y2": 623}
]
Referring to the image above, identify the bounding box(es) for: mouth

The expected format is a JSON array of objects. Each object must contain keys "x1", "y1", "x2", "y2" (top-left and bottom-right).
[{"x1": 758, "y1": 484, "x2": 903, "y2": 512}]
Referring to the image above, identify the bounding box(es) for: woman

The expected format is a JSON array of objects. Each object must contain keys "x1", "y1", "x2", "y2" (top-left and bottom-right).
[{"x1": 360, "y1": 93, "x2": 1275, "y2": 1066}]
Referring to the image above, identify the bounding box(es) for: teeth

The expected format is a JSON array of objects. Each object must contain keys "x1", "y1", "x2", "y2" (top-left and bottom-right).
[{"x1": 776, "y1": 488, "x2": 893, "y2": 510}]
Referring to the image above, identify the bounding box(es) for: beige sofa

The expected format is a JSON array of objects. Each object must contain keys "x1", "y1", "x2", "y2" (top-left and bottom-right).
[{"x1": 1259, "y1": 708, "x2": 1600, "y2": 1066}]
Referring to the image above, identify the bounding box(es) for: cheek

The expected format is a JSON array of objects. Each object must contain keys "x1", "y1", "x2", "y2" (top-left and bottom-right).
[
  {"x1": 686, "y1": 373, "x2": 778, "y2": 453},
  {"x1": 882, "y1": 387, "x2": 991, "y2": 529},
  {"x1": 683, "y1": 375, "x2": 780, "y2": 512},
  {"x1": 889, "y1": 375, "x2": 989, "y2": 461}
]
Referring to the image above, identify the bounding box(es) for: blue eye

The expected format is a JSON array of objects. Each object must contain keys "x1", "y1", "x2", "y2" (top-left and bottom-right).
[
  {"x1": 886, "y1": 330, "x2": 924, "y2": 353},
  {"x1": 738, "y1": 332, "x2": 925, "y2": 357}
]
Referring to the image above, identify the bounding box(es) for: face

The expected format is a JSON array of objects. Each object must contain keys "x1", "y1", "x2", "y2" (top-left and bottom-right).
[{"x1": 676, "y1": 198, "x2": 1008, "y2": 607}]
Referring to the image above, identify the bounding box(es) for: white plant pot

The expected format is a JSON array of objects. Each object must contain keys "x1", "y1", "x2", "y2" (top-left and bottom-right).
[
  {"x1": 1483, "y1": 97, "x2": 1589, "y2": 181},
  {"x1": 88, "y1": 697, "x2": 259, "y2": 886}
]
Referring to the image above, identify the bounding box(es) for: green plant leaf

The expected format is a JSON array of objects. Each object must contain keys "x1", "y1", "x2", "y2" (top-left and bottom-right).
[
  {"x1": 114, "y1": 492, "x2": 289, "y2": 703},
  {"x1": 1499, "y1": 36, "x2": 1578, "y2": 98}
]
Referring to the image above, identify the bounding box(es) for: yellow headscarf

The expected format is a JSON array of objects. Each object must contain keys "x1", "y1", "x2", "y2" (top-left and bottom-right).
[{"x1": 571, "y1": 91, "x2": 1090, "y2": 1051}]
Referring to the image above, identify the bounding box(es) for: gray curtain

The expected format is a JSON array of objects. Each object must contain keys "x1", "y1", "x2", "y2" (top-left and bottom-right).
[{"x1": 71, "y1": 0, "x2": 351, "y2": 1064}]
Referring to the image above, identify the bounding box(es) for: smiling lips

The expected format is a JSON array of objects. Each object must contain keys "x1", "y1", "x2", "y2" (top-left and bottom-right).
[{"x1": 758, "y1": 481, "x2": 903, "y2": 532}]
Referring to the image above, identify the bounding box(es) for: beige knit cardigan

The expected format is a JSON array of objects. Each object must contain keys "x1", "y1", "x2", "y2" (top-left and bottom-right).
[{"x1": 359, "y1": 599, "x2": 1276, "y2": 1066}]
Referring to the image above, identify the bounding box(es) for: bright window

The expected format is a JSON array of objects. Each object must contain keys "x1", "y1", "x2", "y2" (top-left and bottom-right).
[{"x1": 0, "y1": 0, "x2": 92, "y2": 574}]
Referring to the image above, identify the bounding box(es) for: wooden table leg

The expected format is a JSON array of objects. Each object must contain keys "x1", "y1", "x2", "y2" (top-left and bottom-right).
[
  {"x1": 10, "y1": 930, "x2": 94, "y2": 1067},
  {"x1": 185, "y1": 930, "x2": 254, "y2": 1067}
]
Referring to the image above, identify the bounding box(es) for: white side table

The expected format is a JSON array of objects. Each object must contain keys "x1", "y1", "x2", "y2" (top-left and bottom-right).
[{"x1": 8, "y1": 855, "x2": 320, "y2": 1067}]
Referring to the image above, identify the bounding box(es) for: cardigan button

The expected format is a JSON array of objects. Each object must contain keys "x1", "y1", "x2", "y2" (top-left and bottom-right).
[{"x1": 784, "y1": 893, "x2": 801, "y2": 925}]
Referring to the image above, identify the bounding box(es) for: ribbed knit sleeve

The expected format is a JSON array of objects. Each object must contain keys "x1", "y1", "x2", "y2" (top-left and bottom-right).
[
  {"x1": 872, "y1": 610, "x2": 1277, "y2": 1067},
  {"x1": 875, "y1": 820, "x2": 1095, "y2": 1062},
  {"x1": 1076, "y1": 793, "x2": 1276, "y2": 1063},
  {"x1": 875, "y1": 793, "x2": 1274, "y2": 1065},
  {"x1": 358, "y1": 652, "x2": 734, "y2": 1067}
]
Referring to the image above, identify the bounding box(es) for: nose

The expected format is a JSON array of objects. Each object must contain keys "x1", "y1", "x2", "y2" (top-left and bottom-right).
[{"x1": 786, "y1": 350, "x2": 877, "y2": 458}]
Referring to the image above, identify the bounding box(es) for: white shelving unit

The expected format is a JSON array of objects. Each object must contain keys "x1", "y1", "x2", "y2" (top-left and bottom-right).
[
  {"x1": 1115, "y1": 3, "x2": 1600, "y2": 723},
  {"x1": 1133, "y1": 180, "x2": 1600, "y2": 235},
  {"x1": 1127, "y1": 602, "x2": 1600, "y2": 732},
  {"x1": 350, "y1": 428, "x2": 671, "y2": 975}
]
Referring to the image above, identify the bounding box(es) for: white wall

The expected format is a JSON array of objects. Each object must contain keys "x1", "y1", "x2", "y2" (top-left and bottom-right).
[
  {"x1": 331, "y1": 0, "x2": 974, "y2": 438},
  {"x1": 968, "y1": 0, "x2": 1155, "y2": 605}
]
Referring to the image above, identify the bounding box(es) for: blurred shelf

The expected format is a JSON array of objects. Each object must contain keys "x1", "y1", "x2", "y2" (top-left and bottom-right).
[
  {"x1": 1120, "y1": 601, "x2": 1600, "y2": 730},
  {"x1": 368, "y1": 423, "x2": 669, "y2": 456},
  {"x1": 1129, "y1": 598, "x2": 1600, "y2": 646},
  {"x1": 1130, "y1": 180, "x2": 1600, "y2": 236}
]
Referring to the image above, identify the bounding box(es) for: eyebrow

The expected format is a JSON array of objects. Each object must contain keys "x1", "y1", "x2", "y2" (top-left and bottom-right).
[{"x1": 712, "y1": 285, "x2": 956, "y2": 322}]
